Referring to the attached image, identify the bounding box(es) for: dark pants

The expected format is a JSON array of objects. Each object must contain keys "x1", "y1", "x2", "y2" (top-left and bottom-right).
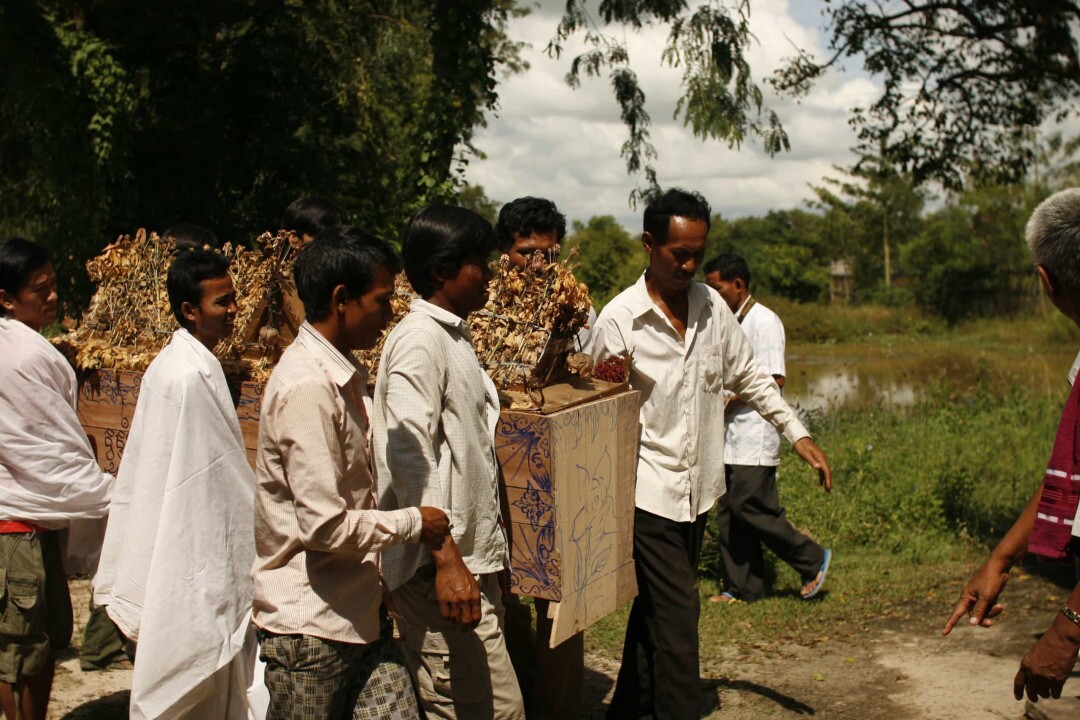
[
  {"x1": 504, "y1": 595, "x2": 584, "y2": 719},
  {"x1": 716, "y1": 464, "x2": 824, "y2": 601},
  {"x1": 78, "y1": 601, "x2": 127, "y2": 670},
  {"x1": 607, "y1": 508, "x2": 708, "y2": 720}
]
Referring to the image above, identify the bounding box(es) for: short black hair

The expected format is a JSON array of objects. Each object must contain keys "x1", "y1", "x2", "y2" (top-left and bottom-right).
[
  {"x1": 495, "y1": 197, "x2": 567, "y2": 251},
  {"x1": 163, "y1": 223, "x2": 222, "y2": 252},
  {"x1": 166, "y1": 250, "x2": 231, "y2": 329},
  {"x1": 281, "y1": 196, "x2": 344, "y2": 238},
  {"x1": 0, "y1": 238, "x2": 50, "y2": 311},
  {"x1": 643, "y1": 188, "x2": 711, "y2": 243},
  {"x1": 703, "y1": 253, "x2": 750, "y2": 285},
  {"x1": 402, "y1": 205, "x2": 497, "y2": 298},
  {"x1": 293, "y1": 225, "x2": 402, "y2": 322}
]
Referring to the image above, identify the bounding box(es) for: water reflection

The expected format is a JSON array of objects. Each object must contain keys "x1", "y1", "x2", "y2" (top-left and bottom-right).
[{"x1": 783, "y1": 346, "x2": 1078, "y2": 413}]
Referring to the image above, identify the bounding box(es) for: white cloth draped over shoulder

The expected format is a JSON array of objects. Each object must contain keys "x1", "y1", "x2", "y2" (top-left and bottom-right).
[
  {"x1": 0, "y1": 316, "x2": 113, "y2": 526},
  {"x1": 93, "y1": 329, "x2": 256, "y2": 720}
]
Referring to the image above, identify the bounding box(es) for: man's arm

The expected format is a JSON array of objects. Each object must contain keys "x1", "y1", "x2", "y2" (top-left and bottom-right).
[
  {"x1": 276, "y1": 380, "x2": 444, "y2": 554},
  {"x1": 0, "y1": 364, "x2": 113, "y2": 521},
  {"x1": 942, "y1": 486, "x2": 1042, "y2": 635},
  {"x1": 1014, "y1": 578, "x2": 1080, "y2": 702},
  {"x1": 721, "y1": 312, "x2": 831, "y2": 490}
]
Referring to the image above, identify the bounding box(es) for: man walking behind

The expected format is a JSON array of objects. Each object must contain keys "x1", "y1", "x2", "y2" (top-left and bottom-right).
[
  {"x1": 590, "y1": 189, "x2": 832, "y2": 719},
  {"x1": 704, "y1": 253, "x2": 831, "y2": 603}
]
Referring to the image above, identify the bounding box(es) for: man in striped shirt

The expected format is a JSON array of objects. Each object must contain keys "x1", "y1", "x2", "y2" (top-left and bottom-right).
[{"x1": 252, "y1": 227, "x2": 450, "y2": 719}]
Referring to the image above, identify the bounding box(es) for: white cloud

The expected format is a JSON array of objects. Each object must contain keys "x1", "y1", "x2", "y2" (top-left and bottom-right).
[{"x1": 464, "y1": 0, "x2": 878, "y2": 229}]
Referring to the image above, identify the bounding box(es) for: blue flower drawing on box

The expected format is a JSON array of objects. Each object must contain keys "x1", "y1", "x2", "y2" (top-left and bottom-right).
[{"x1": 496, "y1": 414, "x2": 560, "y2": 598}]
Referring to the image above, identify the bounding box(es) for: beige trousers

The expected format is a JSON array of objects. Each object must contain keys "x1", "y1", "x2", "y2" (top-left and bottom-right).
[{"x1": 392, "y1": 566, "x2": 525, "y2": 720}]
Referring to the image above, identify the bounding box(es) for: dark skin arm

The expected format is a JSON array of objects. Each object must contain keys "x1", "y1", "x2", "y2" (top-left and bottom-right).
[
  {"x1": 431, "y1": 536, "x2": 481, "y2": 629},
  {"x1": 1014, "y1": 580, "x2": 1080, "y2": 702},
  {"x1": 942, "y1": 486, "x2": 1043, "y2": 635}
]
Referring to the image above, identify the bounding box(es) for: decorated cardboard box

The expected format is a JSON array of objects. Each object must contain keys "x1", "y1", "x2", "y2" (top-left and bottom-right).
[
  {"x1": 77, "y1": 369, "x2": 264, "y2": 472},
  {"x1": 496, "y1": 388, "x2": 641, "y2": 647}
]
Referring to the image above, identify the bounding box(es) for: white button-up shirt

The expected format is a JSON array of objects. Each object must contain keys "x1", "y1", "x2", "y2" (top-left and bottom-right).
[
  {"x1": 374, "y1": 300, "x2": 507, "y2": 590},
  {"x1": 589, "y1": 275, "x2": 809, "y2": 522},
  {"x1": 0, "y1": 316, "x2": 113, "y2": 525},
  {"x1": 725, "y1": 298, "x2": 785, "y2": 467}
]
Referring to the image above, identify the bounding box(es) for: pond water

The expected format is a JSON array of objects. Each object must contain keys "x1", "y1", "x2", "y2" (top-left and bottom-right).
[{"x1": 782, "y1": 343, "x2": 1080, "y2": 413}]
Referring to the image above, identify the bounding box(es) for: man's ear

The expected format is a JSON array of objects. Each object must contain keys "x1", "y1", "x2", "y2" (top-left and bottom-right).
[
  {"x1": 642, "y1": 231, "x2": 656, "y2": 255},
  {"x1": 330, "y1": 284, "x2": 350, "y2": 311},
  {"x1": 0, "y1": 288, "x2": 15, "y2": 315},
  {"x1": 1036, "y1": 264, "x2": 1057, "y2": 301},
  {"x1": 180, "y1": 300, "x2": 199, "y2": 325}
]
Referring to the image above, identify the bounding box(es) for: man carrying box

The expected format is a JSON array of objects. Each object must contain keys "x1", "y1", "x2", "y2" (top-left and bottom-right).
[
  {"x1": 252, "y1": 227, "x2": 449, "y2": 719},
  {"x1": 590, "y1": 189, "x2": 832, "y2": 719},
  {"x1": 375, "y1": 205, "x2": 525, "y2": 720}
]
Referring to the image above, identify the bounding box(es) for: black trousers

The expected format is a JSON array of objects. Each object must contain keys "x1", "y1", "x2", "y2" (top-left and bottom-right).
[
  {"x1": 716, "y1": 464, "x2": 824, "y2": 601},
  {"x1": 607, "y1": 508, "x2": 708, "y2": 720}
]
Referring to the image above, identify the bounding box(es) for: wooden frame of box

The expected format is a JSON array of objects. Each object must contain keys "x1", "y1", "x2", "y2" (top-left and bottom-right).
[
  {"x1": 77, "y1": 369, "x2": 264, "y2": 472},
  {"x1": 496, "y1": 389, "x2": 641, "y2": 647}
]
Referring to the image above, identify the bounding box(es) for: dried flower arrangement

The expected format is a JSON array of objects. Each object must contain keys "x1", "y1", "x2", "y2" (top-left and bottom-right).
[
  {"x1": 470, "y1": 248, "x2": 591, "y2": 397},
  {"x1": 53, "y1": 229, "x2": 302, "y2": 382}
]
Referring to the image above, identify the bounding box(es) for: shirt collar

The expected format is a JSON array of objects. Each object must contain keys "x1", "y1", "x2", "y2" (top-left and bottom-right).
[
  {"x1": 736, "y1": 294, "x2": 754, "y2": 315},
  {"x1": 627, "y1": 272, "x2": 711, "y2": 324},
  {"x1": 296, "y1": 322, "x2": 364, "y2": 388},
  {"x1": 410, "y1": 299, "x2": 472, "y2": 338}
]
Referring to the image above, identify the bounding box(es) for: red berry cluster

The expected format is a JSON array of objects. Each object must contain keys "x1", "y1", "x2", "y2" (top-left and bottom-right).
[{"x1": 594, "y1": 356, "x2": 627, "y2": 383}]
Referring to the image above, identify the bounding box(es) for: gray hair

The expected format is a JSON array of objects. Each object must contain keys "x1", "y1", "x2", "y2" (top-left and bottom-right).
[{"x1": 1026, "y1": 189, "x2": 1080, "y2": 293}]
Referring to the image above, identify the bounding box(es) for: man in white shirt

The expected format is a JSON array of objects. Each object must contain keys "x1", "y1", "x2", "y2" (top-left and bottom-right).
[
  {"x1": 253, "y1": 227, "x2": 449, "y2": 719},
  {"x1": 375, "y1": 205, "x2": 525, "y2": 719},
  {"x1": 589, "y1": 189, "x2": 832, "y2": 720},
  {"x1": 93, "y1": 249, "x2": 257, "y2": 719},
  {"x1": 704, "y1": 253, "x2": 831, "y2": 603},
  {"x1": 0, "y1": 238, "x2": 114, "y2": 720},
  {"x1": 495, "y1": 196, "x2": 585, "y2": 719}
]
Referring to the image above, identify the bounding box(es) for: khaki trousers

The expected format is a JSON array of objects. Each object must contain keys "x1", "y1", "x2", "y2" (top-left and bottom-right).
[{"x1": 392, "y1": 565, "x2": 524, "y2": 720}]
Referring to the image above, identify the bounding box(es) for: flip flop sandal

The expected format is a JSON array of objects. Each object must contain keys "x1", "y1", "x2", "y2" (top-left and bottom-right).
[
  {"x1": 708, "y1": 591, "x2": 741, "y2": 604},
  {"x1": 801, "y1": 548, "x2": 832, "y2": 600}
]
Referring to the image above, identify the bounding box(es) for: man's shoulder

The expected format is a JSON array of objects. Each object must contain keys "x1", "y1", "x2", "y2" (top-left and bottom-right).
[
  {"x1": 748, "y1": 301, "x2": 783, "y2": 330},
  {"x1": 595, "y1": 285, "x2": 640, "y2": 324}
]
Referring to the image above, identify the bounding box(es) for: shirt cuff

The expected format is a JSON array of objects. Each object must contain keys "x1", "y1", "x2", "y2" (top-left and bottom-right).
[
  {"x1": 404, "y1": 507, "x2": 424, "y2": 544},
  {"x1": 782, "y1": 417, "x2": 810, "y2": 446}
]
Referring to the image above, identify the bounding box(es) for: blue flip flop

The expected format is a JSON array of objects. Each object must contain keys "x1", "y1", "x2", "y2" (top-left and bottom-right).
[{"x1": 801, "y1": 548, "x2": 832, "y2": 600}]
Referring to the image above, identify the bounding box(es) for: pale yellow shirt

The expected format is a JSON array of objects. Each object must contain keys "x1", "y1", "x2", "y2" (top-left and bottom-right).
[
  {"x1": 589, "y1": 275, "x2": 809, "y2": 522},
  {"x1": 252, "y1": 323, "x2": 421, "y2": 643}
]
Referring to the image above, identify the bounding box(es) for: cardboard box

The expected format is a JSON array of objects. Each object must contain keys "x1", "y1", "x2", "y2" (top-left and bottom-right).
[
  {"x1": 77, "y1": 369, "x2": 264, "y2": 472},
  {"x1": 496, "y1": 389, "x2": 641, "y2": 647}
]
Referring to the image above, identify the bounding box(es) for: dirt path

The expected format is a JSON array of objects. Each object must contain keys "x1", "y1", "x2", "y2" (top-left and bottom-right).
[{"x1": 51, "y1": 577, "x2": 1080, "y2": 719}]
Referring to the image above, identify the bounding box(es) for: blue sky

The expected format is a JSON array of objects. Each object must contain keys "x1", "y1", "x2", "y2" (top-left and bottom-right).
[{"x1": 462, "y1": 0, "x2": 878, "y2": 230}]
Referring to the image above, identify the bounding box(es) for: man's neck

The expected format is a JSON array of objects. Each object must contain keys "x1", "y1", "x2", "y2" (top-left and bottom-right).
[
  {"x1": 425, "y1": 292, "x2": 466, "y2": 320},
  {"x1": 308, "y1": 318, "x2": 350, "y2": 357}
]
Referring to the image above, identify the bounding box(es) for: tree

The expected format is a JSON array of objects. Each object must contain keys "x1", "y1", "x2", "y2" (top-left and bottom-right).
[
  {"x1": 811, "y1": 157, "x2": 926, "y2": 301},
  {"x1": 549, "y1": 0, "x2": 789, "y2": 203},
  {"x1": 564, "y1": 216, "x2": 647, "y2": 308},
  {"x1": 0, "y1": 0, "x2": 525, "y2": 308},
  {"x1": 772, "y1": 1, "x2": 1080, "y2": 189},
  {"x1": 706, "y1": 210, "x2": 829, "y2": 303}
]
